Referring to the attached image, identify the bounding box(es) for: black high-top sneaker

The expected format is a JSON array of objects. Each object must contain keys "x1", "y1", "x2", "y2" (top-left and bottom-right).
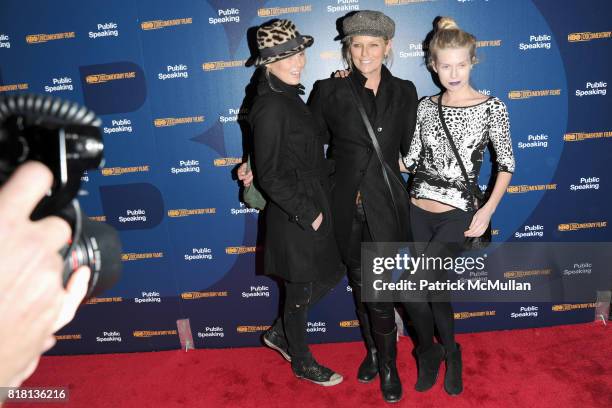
[
  {"x1": 262, "y1": 327, "x2": 291, "y2": 362},
  {"x1": 292, "y1": 356, "x2": 344, "y2": 386}
]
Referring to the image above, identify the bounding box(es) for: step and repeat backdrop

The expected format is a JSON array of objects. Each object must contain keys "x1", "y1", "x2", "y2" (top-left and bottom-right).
[{"x1": 0, "y1": 0, "x2": 610, "y2": 354}]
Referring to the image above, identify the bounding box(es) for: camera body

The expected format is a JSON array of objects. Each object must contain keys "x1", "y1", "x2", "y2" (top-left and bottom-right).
[{"x1": 0, "y1": 94, "x2": 122, "y2": 298}]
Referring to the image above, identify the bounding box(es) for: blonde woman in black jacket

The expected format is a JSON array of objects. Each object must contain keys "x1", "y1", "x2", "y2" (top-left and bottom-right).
[
  {"x1": 246, "y1": 19, "x2": 342, "y2": 387},
  {"x1": 307, "y1": 11, "x2": 418, "y2": 404}
]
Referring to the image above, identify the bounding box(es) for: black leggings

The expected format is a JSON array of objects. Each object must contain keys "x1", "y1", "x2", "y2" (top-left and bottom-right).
[{"x1": 402, "y1": 201, "x2": 473, "y2": 351}]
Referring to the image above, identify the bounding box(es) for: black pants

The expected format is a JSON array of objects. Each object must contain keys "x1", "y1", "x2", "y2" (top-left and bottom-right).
[
  {"x1": 274, "y1": 202, "x2": 399, "y2": 358},
  {"x1": 282, "y1": 281, "x2": 313, "y2": 362},
  {"x1": 281, "y1": 270, "x2": 346, "y2": 363},
  {"x1": 402, "y1": 201, "x2": 473, "y2": 351},
  {"x1": 346, "y1": 201, "x2": 396, "y2": 335}
]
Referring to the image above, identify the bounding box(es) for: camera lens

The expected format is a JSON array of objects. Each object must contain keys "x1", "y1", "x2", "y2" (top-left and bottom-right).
[{"x1": 63, "y1": 217, "x2": 122, "y2": 299}]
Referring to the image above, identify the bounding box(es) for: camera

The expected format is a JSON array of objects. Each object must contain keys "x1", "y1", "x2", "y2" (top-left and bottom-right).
[{"x1": 0, "y1": 94, "x2": 122, "y2": 298}]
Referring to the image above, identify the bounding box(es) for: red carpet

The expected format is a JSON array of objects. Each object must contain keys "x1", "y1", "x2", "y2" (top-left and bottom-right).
[{"x1": 8, "y1": 323, "x2": 611, "y2": 408}]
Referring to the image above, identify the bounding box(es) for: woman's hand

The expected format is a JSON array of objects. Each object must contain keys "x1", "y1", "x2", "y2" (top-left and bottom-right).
[
  {"x1": 312, "y1": 213, "x2": 323, "y2": 231},
  {"x1": 398, "y1": 158, "x2": 409, "y2": 173},
  {"x1": 465, "y1": 205, "x2": 494, "y2": 238},
  {"x1": 333, "y1": 69, "x2": 351, "y2": 78},
  {"x1": 237, "y1": 162, "x2": 253, "y2": 187}
]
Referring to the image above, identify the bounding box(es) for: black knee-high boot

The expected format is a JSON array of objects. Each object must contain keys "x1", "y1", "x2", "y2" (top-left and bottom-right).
[
  {"x1": 350, "y1": 266, "x2": 379, "y2": 383},
  {"x1": 373, "y1": 328, "x2": 402, "y2": 403},
  {"x1": 356, "y1": 309, "x2": 378, "y2": 382}
]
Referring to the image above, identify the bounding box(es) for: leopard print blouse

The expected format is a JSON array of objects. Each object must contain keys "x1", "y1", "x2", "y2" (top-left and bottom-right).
[{"x1": 402, "y1": 96, "x2": 515, "y2": 211}]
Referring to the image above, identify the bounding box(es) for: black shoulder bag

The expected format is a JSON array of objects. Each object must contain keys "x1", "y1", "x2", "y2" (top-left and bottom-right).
[
  {"x1": 437, "y1": 94, "x2": 492, "y2": 249},
  {"x1": 345, "y1": 78, "x2": 411, "y2": 238}
]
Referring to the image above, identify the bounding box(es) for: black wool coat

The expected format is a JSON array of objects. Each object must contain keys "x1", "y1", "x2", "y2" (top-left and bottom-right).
[
  {"x1": 308, "y1": 66, "x2": 418, "y2": 262},
  {"x1": 249, "y1": 71, "x2": 340, "y2": 283}
]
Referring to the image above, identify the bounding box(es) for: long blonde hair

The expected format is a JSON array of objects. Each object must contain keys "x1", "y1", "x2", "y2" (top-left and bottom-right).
[{"x1": 427, "y1": 17, "x2": 477, "y2": 69}]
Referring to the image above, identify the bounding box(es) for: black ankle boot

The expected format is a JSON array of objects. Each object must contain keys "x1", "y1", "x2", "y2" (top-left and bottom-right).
[
  {"x1": 356, "y1": 310, "x2": 378, "y2": 383},
  {"x1": 444, "y1": 343, "x2": 463, "y2": 395},
  {"x1": 373, "y1": 328, "x2": 402, "y2": 403},
  {"x1": 415, "y1": 343, "x2": 445, "y2": 392}
]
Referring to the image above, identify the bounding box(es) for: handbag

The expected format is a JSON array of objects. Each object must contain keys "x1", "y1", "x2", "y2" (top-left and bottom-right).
[
  {"x1": 436, "y1": 94, "x2": 492, "y2": 249},
  {"x1": 242, "y1": 155, "x2": 267, "y2": 210},
  {"x1": 345, "y1": 78, "x2": 411, "y2": 239}
]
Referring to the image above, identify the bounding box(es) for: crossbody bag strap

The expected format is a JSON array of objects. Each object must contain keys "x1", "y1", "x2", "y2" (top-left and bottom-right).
[
  {"x1": 345, "y1": 77, "x2": 400, "y2": 224},
  {"x1": 436, "y1": 94, "x2": 482, "y2": 202}
]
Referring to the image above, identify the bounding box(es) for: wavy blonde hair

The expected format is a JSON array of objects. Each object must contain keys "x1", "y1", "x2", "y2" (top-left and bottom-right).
[{"x1": 427, "y1": 17, "x2": 478, "y2": 69}]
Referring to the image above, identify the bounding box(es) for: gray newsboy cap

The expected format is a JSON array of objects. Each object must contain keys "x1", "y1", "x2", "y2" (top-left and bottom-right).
[{"x1": 342, "y1": 10, "x2": 395, "y2": 39}]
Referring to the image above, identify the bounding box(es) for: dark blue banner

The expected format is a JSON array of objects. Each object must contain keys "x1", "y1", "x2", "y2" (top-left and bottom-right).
[{"x1": 0, "y1": 0, "x2": 609, "y2": 354}]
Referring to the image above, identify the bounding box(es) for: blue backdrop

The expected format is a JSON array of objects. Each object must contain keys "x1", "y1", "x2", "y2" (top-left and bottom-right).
[{"x1": 0, "y1": 0, "x2": 610, "y2": 354}]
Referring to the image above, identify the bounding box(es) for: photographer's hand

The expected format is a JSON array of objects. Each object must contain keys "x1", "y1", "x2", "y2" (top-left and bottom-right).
[
  {"x1": 0, "y1": 162, "x2": 89, "y2": 390},
  {"x1": 53, "y1": 266, "x2": 90, "y2": 332},
  {"x1": 12, "y1": 266, "x2": 91, "y2": 389}
]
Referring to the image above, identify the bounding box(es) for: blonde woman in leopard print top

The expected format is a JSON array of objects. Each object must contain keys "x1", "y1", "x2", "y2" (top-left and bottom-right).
[
  {"x1": 403, "y1": 95, "x2": 514, "y2": 211},
  {"x1": 399, "y1": 17, "x2": 515, "y2": 397}
]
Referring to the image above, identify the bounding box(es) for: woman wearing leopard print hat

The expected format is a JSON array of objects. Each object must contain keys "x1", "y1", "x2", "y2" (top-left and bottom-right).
[
  {"x1": 400, "y1": 16, "x2": 515, "y2": 396},
  {"x1": 245, "y1": 19, "x2": 343, "y2": 387}
]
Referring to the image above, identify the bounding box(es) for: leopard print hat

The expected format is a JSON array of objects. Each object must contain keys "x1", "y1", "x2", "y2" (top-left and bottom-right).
[{"x1": 246, "y1": 19, "x2": 314, "y2": 67}]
